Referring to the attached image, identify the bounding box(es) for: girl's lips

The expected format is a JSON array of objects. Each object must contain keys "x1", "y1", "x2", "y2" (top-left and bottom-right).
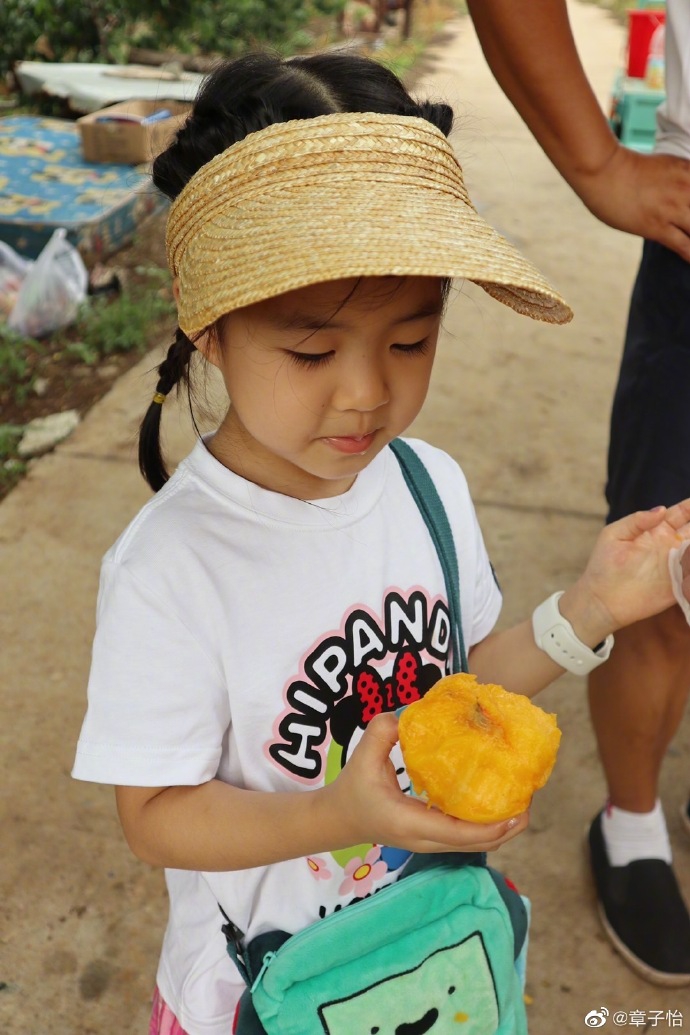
[{"x1": 322, "y1": 432, "x2": 377, "y2": 455}]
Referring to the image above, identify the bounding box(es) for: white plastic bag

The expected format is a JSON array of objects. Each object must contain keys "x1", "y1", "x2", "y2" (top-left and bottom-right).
[
  {"x1": 0, "y1": 240, "x2": 32, "y2": 319},
  {"x1": 7, "y1": 228, "x2": 88, "y2": 337}
]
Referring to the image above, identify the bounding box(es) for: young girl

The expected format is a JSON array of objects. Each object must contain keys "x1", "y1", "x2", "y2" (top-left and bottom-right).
[{"x1": 72, "y1": 52, "x2": 690, "y2": 1035}]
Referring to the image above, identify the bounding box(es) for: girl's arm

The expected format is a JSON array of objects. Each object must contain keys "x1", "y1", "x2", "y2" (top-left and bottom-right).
[
  {"x1": 468, "y1": 614, "x2": 598, "y2": 698},
  {"x1": 115, "y1": 713, "x2": 527, "y2": 872},
  {"x1": 466, "y1": 0, "x2": 690, "y2": 260},
  {"x1": 116, "y1": 779, "x2": 343, "y2": 871},
  {"x1": 115, "y1": 504, "x2": 690, "y2": 869},
  {"x1": 469, "y1": 501, "x2": 690, "y2": 695}
]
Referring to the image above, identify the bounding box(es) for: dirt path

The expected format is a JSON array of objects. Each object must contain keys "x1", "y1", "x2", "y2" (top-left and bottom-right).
[{"x1": 1, "y1": 4, "x2": 689, "y2": 1032}]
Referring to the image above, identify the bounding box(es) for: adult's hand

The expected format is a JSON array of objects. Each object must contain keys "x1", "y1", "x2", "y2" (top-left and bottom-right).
[{"x1": 573, "y1": 146, "x2": 690, "y2": 262}]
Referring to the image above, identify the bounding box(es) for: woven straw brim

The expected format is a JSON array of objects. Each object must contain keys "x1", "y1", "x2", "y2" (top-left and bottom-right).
[{"x1": 167, "y1": 113, "x2": 573, "y2": 336}]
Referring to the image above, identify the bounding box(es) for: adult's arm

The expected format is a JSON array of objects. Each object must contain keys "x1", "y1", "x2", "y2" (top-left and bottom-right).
[{"x1": 466, "y1": 0, "x2": 690, "y2": 260}]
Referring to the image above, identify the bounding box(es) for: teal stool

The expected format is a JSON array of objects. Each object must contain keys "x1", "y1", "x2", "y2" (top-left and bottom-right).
[{"x1": 609, "y1": 70, "x2": 665, "y2": 153}]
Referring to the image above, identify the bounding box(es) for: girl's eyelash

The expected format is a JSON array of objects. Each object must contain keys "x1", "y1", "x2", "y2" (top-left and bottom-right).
[
  {"x1": 394, "y1": 338, "x2": 431, "y2": 356},
  {"x1": 288, "y1": 351, "x2": 335, "y2": 368},
  {"x1": 287, "y1": 338, "x2": 430, "y2": 368}
]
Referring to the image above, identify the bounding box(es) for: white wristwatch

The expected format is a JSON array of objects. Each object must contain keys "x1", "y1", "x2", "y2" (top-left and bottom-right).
[{"x1": 532, "y1": 591, "x2": 614, "y2": 676}]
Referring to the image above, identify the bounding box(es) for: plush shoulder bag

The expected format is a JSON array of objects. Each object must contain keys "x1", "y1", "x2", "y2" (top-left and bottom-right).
[{"x1": 224, "y1": 439, "x2": 529, "y2": 1035}]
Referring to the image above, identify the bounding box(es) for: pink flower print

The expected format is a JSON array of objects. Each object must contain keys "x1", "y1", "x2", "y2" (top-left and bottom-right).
[
  {"x1": 306, "y1": 856, "x2": 332, "y2": 881},
  {"x1": 338, "y1": 846, "x2": 388, "y2": 897}
]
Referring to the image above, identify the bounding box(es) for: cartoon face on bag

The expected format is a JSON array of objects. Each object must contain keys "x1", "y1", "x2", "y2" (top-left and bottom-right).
[
  {"x1": 197, "y1": 276, "x2": 443, "y2": 500},
  {"x1": 318, "y1": 934, "x2": 500, "y2": 1034}
]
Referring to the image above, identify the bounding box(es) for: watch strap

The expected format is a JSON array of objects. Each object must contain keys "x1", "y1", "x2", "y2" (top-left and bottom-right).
[{"x1": 532, "y1": 591, "x2": 614, "y2": 676}]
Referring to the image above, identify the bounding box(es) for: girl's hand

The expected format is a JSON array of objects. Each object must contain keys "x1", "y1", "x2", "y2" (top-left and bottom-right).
[
  {"x1": 562, "y1": 500, "x2": 690, "y2": 643},
  {"x1": 323, "y1": 713, "x2": 529, "y2": 855}
]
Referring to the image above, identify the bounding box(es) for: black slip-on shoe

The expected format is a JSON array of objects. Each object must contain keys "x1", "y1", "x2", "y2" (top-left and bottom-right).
[{"x1": 588, "y1": 811, "x2": 690, "y2": 987}]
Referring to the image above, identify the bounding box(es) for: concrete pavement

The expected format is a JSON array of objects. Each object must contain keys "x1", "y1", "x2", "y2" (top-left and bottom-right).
[{"x1": 2, "y1": 3, "x2": 689, "y2": 1031}]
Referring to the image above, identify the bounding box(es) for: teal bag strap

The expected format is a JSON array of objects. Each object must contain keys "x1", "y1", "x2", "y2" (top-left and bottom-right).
[
  {"x1": 220, "y1": 906, "x2": 289, "y2": 987},
  {"x1": 389, "y1": 444, "x2": 528, "y2": 959},
  {"x1": 390, "y1": 438, "x2": 468, "y2": 674}
]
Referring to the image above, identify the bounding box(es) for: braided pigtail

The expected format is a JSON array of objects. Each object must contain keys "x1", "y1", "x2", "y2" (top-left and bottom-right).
[{"x1": 139, "y1": 329, "x2": 196, "y2": 491}]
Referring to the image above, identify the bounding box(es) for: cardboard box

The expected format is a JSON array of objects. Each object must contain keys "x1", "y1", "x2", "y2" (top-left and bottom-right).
[{"x1": 78, "y1": 99, "x2": 191, "y2": 165}]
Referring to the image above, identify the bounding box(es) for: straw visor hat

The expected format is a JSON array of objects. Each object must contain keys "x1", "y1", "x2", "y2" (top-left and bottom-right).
[{"x1": 166, "y1": 112, "x2": 572, "y2": 336}]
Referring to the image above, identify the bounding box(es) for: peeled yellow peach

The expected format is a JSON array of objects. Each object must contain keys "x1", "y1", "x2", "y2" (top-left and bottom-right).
[{"x1": 398, "y1": 673, "x2": 561, "y2": 823}]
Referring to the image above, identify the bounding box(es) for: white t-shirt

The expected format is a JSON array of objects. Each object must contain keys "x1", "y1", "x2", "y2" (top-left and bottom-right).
[
  {"x1": 73, "y1": 437, "x2": 501, "y2": 1035},
  {"x1": 655, "y1": 0, "x2": 690, "y2": 158}
]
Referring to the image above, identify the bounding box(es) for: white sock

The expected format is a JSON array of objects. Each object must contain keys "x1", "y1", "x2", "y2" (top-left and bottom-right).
[{"x1": 601, "y1": 800, "x2": 672, "y2": 866}]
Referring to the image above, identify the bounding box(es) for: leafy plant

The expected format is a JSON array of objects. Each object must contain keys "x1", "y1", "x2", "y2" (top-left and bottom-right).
[
  {"x1": 0, "y1": 325, "x2": 41, "y2": 398},
  {"x1": 1, "y1": 0, "x2": 347, "y2": 76},
  {"x1": 0, "y1": 423, "x2": 24, "y2": 458},
  {"x1": 74, "y1": 286, "x2": 174, "y2": 358},
  {"x1": 65, "y1": 339, "x2": 99, "y2": 365},
  {"x1": 184, "y1": 0, "x2": 344, "y2": 55}
]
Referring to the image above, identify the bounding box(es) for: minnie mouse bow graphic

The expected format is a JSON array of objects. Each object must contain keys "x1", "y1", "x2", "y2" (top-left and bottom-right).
[{"x1": 330, "y1": 647, "x2": 444, "y2": 755}]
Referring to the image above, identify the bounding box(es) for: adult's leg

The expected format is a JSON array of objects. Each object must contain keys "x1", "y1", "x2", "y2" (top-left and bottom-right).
[
  {"x1": 587, "y1": 240, "x2": 690, "y2": 985},
  {"x1": 588, "y1": 611, "x2": 690, "y2": 815}
]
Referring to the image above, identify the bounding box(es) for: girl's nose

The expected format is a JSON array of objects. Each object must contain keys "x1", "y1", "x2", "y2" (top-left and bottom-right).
[{"x1": 332, "y1": 355, "x2": 389, "y2": 412}]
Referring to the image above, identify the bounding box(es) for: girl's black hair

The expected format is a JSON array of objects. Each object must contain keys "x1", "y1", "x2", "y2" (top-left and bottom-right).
[{"x1": 140, "y1": 51, "x2": 454, "y2": 491}]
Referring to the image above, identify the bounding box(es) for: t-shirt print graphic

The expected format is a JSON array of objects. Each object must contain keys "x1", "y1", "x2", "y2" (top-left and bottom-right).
[{"x1": 266, "y1": 587, "x2": 451, "y2": 901}]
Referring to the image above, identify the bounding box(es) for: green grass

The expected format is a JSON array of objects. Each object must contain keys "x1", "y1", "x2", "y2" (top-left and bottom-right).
[{"x1": 70, "y1": 282, "x2": 173, "y2": 360}]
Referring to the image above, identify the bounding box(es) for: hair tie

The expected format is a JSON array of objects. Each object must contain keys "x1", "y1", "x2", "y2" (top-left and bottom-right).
[{"x1": 152, "y1": 392, "x2": 167, "y2": 406}]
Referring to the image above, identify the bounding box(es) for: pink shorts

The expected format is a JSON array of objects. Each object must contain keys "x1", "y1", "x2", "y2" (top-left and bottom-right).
[
  {"x1": 149, "y1": 987, "x2": 189, "y2": 1035},
  {"x1": 149, "y1": 987, "x2": 240, "y2": 1034}
]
